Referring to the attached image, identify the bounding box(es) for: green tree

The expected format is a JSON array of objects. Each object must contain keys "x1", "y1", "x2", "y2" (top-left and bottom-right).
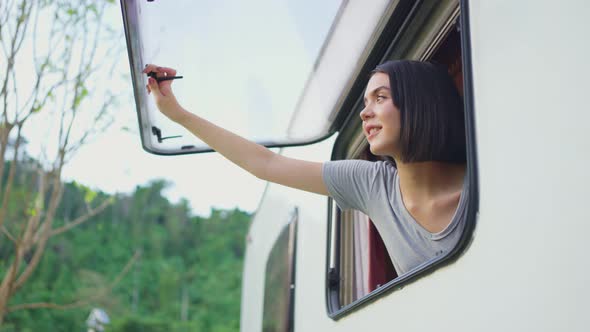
[
  {"x1": 3, "y1": 176, "x2": 252, "y2": 329},
  {"x1": 0, "y1": 0, "x2": 132, "y2": 324}
]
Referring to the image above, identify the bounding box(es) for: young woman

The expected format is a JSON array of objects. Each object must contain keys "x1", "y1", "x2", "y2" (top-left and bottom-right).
[{"x1": 144, "y1": 60, "x2": 468, "y2": 275}]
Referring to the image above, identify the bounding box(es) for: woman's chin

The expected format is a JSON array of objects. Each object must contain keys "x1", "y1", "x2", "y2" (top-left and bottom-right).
[
  {"x1": 369, "y1": 144, "x2": 385, "y2": 156},
  {"x1": 369, "y1": 142, "x2": 396, "y2": 158}
]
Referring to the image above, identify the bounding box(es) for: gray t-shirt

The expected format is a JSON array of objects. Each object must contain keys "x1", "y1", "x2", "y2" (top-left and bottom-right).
[{"x1": 322, "y1": 160, "x2": 469, "y2": 275}]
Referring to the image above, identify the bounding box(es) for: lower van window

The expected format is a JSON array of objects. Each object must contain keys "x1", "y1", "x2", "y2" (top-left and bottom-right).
[{"x1": 262, "y1": 210, "x2": 297, "y2": 332}]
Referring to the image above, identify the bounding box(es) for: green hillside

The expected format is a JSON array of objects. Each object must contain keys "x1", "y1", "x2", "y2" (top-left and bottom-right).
[{"x1": 1, "y1": 178, "x2": 251, "y2": 331}]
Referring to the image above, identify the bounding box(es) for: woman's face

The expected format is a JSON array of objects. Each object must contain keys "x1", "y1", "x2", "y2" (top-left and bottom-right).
[{"x1": 360, "y1": 72, "x2": 401, "y2": 157}]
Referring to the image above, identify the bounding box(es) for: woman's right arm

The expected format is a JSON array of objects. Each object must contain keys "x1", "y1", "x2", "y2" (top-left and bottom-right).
[{"x1": 144, "y1": 65, "x2": 328, "y2": 196}]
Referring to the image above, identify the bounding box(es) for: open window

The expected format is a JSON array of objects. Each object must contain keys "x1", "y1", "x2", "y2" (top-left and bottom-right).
[
  {"x1": 326, "y1": 0, "x2": 478, "y2": 318},
  {"x1": 120, "y1": 0, "x2": 395, "y2": 154}
]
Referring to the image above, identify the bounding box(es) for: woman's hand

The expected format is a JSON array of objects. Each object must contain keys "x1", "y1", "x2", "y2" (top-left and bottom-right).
[{"x1": 143, "y1": 64, "x2": 188, "y2": 123}]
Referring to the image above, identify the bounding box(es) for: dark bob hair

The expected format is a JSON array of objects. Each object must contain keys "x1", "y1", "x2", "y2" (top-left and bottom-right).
[{"x1": 372, "y1": 60, "x2": 466, "y2": 163}]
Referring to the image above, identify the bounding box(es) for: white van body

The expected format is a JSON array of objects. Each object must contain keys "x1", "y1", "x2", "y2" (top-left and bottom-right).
[{"x1": 240, "y1": 1, "x2": 590, "y2": 331}]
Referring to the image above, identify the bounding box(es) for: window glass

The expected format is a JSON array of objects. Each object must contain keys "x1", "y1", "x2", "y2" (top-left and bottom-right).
[
  {"x1": 121, "y1": 0, "x2": 342, "y2": 153},
  {"x1": 262, "y1": 214, "x2": 297, "y2": 332}
]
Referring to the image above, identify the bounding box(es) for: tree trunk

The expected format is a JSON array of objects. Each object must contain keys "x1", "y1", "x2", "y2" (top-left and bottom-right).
[{"x1": 181, "y1": 283, "x2": 189, "y2": 321}]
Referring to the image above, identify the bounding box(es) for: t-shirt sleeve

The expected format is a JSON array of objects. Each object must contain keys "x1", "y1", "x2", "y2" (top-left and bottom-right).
[{"x1": 322, "y1": 160, "x2": 381, "y2": 213}]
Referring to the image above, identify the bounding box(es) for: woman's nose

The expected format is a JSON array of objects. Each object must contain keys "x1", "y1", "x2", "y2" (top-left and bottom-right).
[{"x1": 360, "y1": 106, "x2": 373, "y2": 121}]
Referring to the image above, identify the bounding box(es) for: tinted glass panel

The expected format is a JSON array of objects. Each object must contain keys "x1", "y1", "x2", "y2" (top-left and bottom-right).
[
  {"x1": 121, "y1": 0, "x2": 341, "y2": 153},
  {"x1": 262, "y1": 218, "x2": 297, "y2": 332}
]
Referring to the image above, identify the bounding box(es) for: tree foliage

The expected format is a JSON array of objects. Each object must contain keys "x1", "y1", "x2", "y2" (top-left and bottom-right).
[
  {"x1": 0, "y1": 0, "x2": 122, "y2": 324},
  {"x1": 0, "y1": 1, "x2": 251, "y2": 329},
  {"x1": 3, "y1": 177, "x2": 251, "y2": 331}
]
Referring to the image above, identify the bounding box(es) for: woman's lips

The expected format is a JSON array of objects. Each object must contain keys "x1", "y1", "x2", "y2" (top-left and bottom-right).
[{"x1": 366, "y1": 126, "x2": 382, "y2": 140}]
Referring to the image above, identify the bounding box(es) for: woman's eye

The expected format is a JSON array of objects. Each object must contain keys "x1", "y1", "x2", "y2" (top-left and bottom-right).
[{"x1": 376, "y1": 95, "x2": 386, "y2": 102}]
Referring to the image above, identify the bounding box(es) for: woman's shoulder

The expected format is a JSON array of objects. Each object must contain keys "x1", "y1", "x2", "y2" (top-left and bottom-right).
[
  {"x1": 324, "y1": 159, "x2": 398, "y2": 185},
  {"x1": 372, "y1": 159, "x2": 398, "y2": 176},
  {"x1": 325, "y1": 159, "x2": 396, "y2": 173}
]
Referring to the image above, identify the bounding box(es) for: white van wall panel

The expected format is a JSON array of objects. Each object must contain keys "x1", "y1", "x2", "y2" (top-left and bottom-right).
[
  {"x1": 240, "y1": 136, "x2": 337, "y2": 332},
  {"x1": 240, "y1": 191, "x2": 293, "y2": 332},
  {"x1": 459, "y1": 1, "x2": 590, "y2": 330},
  {"x1": 242, "y1": 1, "x2": 590, "y2": 331},
  {"x1": 282, "y1": 139, "x2": 341, "y2": 332}
]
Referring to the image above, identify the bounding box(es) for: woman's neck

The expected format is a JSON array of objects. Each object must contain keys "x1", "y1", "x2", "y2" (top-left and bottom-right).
[
  {"x1": 395, "y1": 160, "x2": 466, "y2": 200},
  {"x1": 393, "y1": 160, "x2": 466, "y2": 233}
]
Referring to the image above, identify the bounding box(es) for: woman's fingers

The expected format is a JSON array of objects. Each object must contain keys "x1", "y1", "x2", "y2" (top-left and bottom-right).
[
  {"x1": 147, "y1": 77, "x2": 162, "y2": 98},
  {"x1": 143, "y1": 64, "x2": 178, "y2": 95},
  {"x1": 143, "y1": 64, "x2": 177, "y2": 78},
  {"x1": 158, "y1": 66, "x2": 177, "y2": 77}
]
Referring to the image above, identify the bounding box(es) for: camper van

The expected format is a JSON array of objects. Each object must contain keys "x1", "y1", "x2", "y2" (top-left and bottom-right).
[{"x1": 121, "y1": 0, "x2": 590, "y2": 331}]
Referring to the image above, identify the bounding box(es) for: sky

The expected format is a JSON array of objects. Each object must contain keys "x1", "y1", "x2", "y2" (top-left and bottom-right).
[{"x1": 10, "y1": 0, "x2": 341, "y2": 217}]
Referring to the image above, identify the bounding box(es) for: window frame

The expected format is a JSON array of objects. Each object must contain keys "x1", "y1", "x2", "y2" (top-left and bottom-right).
[{"x1": 325, "y1": 0, "x2": 479, "y2": 319}]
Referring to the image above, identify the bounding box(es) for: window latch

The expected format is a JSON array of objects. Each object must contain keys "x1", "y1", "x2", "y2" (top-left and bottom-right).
[{"x1": 151, "y1": 126, "x2": 181, "y2": 143}]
